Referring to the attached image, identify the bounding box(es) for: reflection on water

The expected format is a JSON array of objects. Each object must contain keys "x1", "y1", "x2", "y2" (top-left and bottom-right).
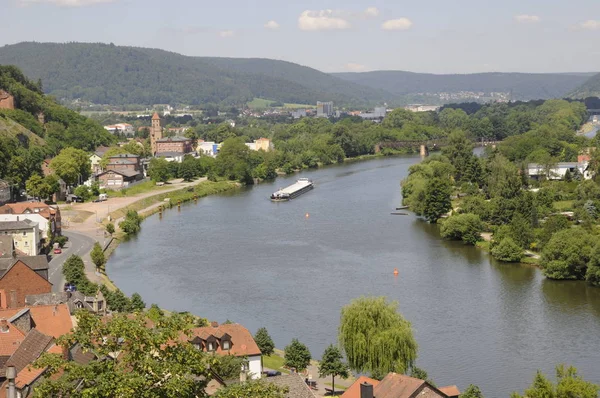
[{"x1": 107, "y1": 155, "x2": 600, "y2": 397}]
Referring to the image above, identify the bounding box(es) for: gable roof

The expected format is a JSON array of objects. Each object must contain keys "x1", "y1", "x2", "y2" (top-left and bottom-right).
[
  {"x1": 439, "y1": 385, "x2": 461, "y2": 397},
  {"x1": 152, "y1": 112, "x2": 161, "y2": 120},
  {"x1": 374, "y1": 373, "x2": 448, "y2": 398},
  {"x1": 0, "y1": 219, "x2": 37, "y2": 231},
  {"x1": 267, "y1": 373, "x2": 317, "y2": 398},
  {"x1": 0, "y1": 304, "x2": 73, "y2": 339},
  {"x1": 341, "y1": 376, "x2": 380, "y2": 398},
  {"x1": 188, "y1": 323, "x2": 261, "y2": 357},
  {"x1": 0, "y1": 202, "x2": 58, "y2": 220},
  {"x1": 97, "y1": 169, "x2": 141, "y2": 178},
  {"x1": 0, "y1": 321, "x2": 25, "y2": 357},
  {"x1": 6, "y1": 329, "x2": 53, "y2": 373},
  {"x1": 0, "y1": 257, "x2": 50, "y2": 282}
]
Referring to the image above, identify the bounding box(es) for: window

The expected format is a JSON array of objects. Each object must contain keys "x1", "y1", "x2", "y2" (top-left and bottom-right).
[
  {"x1": 23, "y1": 231, "x2": 26, "y2": 236},
  {"x1": 24, "y1": 241, "x2": 28, "y2": 246},
  {"x1": 194, "y1": 343, "x2": 201, "y2": 350},
  {"x1": 14, "y1": 241, "x2": 18, "y2": 246},
  {"x1": 207, "y1": 342, "x2": 214, "y2": 351},
  {"x1": 222, "y1": 340, "x2": 230, "y2": 350}
]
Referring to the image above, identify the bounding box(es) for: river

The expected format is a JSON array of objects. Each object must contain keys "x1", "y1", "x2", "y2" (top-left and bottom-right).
[{"x1": 107, "y1": 156, "x2": 600, "y2": 396}]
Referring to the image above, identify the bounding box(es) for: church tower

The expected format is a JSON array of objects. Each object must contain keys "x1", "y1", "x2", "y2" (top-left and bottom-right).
[{"x1": 150, "y1": 112, "x2": 162, "y2": 156}]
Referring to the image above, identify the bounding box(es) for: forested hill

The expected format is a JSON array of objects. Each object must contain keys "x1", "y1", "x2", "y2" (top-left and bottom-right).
[
  {"x1": 0, "y1": 42, "x2": 388, "y2": 107},
  {"x1": 568, "y1": 72, "x2": 600, "y2": 99},
  {"x1": 333, "y1": 71, "x2": 594, "y2": 101}
]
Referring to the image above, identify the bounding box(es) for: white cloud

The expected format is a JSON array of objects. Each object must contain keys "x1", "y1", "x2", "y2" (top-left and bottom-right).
[
  {"x1": 17, "y1": 0, "x2": 115, "y2": 6},
  {"x1": 580, "y1": 20, "x2": 600, "y2": 30},
  {"x1": 514, "y1": 14, "x2": 541, "y2": 23},
  {"x1": 381, "y1": 18, "x2": 413, "y2": 31},
  {"x1": 298, "y1": 10, "x2": 351, "y2": 31},
  {"x1": 345, "y1": 63, "x2": 368, "y2": 72},
  {"x1": 264, "y1": 20, "x2": 280, "y2": 30},
  {"x1": 218, "y1": 30, "x2": 235, "y2": 38},
  {"x1": 364, "y1": 7, "x2": 379, "y2": 18}
]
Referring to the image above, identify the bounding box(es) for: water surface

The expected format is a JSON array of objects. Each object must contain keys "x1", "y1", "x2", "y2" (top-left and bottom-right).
[{"x1": 108, "y1": 156, "x2": 600, "y2": 396}]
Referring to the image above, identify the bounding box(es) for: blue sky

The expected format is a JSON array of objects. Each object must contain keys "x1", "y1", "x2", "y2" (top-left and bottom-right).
[{"x1": 2, "y1": 0, "x2": 600, "y2": 74}]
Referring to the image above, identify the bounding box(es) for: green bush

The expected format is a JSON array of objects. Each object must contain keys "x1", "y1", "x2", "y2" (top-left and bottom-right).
[
  {"x1": 541, "y1": 228, "x2": 596, "y2": 280},
  {"x1": 491, "y1": 237, "x2": 523, "y2": 262},
  {"x1": 119, "y1": 210, "x2": 142, "y2": 235},
  {"x1": 440, "y1": 213, "x2": 483, "y2": 245},
  {"x1": 62, "y1": 255, "x2": 97, "y2": 296},
  {"x1": 54, "y1": 235, "x2": 68, "y2": 247}
]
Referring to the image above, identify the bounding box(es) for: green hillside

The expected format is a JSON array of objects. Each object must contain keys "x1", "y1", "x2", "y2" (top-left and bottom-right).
[
  {"x1": 568, "y1": 72, "x2": 600, "y2": 99},
  {"x1": 0, "y1": 42, "x2": 387, "y2": 107},
  {"x1": 0, "y1": 65, "x2": 115, "y2": 188},
  {"x1": 333, "y1": 71, "x2": 594, "y2": 101}
]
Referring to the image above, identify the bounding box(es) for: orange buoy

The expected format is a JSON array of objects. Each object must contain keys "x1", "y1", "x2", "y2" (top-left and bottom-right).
[
  {"x1": 305, "y1": 213, "x2": 310, "y2": 218},
  {"x1": 393, "y1": 268, "x2": 399, "y2": 276}
]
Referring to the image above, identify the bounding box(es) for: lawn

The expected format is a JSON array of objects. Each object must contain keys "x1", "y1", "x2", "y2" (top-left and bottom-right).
[
  {"x1": 247, "y1": 97, "x2": 314, "y2": 109},
  {"x1": 553, "y1": 200, "x2": 574, "y2": 211},
  {"x1": 106, "y1": 180, "x2": 168, "y2": 198},
  {"x1": 262, "y1": 355, "x2": 289, "y2": 374}
]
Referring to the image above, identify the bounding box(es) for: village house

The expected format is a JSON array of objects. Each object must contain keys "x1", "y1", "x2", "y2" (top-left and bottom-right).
[
  {"x1": 155, "y1": 136, "x2": 193, "y2": 156},
  {"x1": 104, "y1": 123, "x2": 134, "y2": 135},
  {"x1": 527, "y1": 161, "x2": 591, "y2": 181},
  {"x1": 0, "y1": 220, "x2": 40, "y2": 257},
  {"x1": 197, "y1": 141, "x2": 220, "y2": 157},
  {"x1": 0, "y1": 303, "x2": 75, "y2": 396},
  {"x1": 26, "y1": 289, "x2": 107, "y2": 316},
  {"x1": 96, "y1": 154, "x2": 144, "y2": 190},
  {"x1": 0, "y1": 256, "x2": 51, "y2": 309},
  {"x1": 0, "y1": 214, "x2": 52, "y2": 241},
  {"x1": 264, "y1": 374, "x2": 317, "y2": 398},
  {"x1": 0, "y1": 202, "x2": 62, "y2": 236},
  {"x1": 185, "y1": 322, "x2": 262, "y2": 380},
  {"x1": 341, "y1": 373, "x2": 460, "y2": 398},
  {"x1": 245, "y1": 138, "x2": 273, "y2": 152}
]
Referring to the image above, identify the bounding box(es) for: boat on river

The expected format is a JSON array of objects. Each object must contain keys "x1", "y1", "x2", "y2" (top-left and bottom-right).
[{"x1": 270, "y1": 178, "x2": 314, "y2": 201}]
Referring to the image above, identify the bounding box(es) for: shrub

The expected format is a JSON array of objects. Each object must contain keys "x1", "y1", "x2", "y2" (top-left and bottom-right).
[
  {"x1": 440, "y1": 213, "x2": 483, "y2": 245},
  {"x1": 491, "y1": 237, "x2": 523, "y2": 262},
  {"x1": 119, "y1": 210, "x2": 142, "y2": 235},
  {"x1": 54, "y1": 235, "x2": 68, "y2": 248},
  {"x1": 541, "y1": 229, "x2": 596, "y2": 280}
]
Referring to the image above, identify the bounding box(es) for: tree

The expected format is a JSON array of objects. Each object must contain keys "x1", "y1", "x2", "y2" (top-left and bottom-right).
[
  {"x1": 491, "y1": 237, "x2": 523, "y2": 263},
  {"x1": 73, "y1": 185, "x2": 91, "y2": 201},
  {"x1": 462, "y1": 384, "x2": 485, "y2": 398},
  {"x1": 106, "y1": 222, "x2": 115, "y2": 235},
  {"x1": 441, "y1": 130, "x2": 474, "y2": 181},
  {"x1": 130, "y1": 292, "x2": 146, "y2": 311},
  {"x1": 214, "y1": 379, "x2": 288, "y2": 398},
  {"x1": 511, "y1": 365, "x2": 599, "y2": 398},
  {"x1": 148, "y1": 157, "x2": 172, "y2": 183},
  {"x1": 410, "y1": 366, "x2": 435, "y2": 386},
  {"x1": 538, "y1": 215, "x2": 569, "y2": 249},
  {"x1": 178, "y1": 155, "x2": 199, "y2": 181},
  {"x1": 423, "y1": 178, "x2": 452, "y2": 223},
  {"x1": 90, "y1": 242, "x2": 106, "y2": 272},
  {"x1": 214, "y1": 137, "x2": 254, "y2": 184},
  {"x1": 33, "y1": 311, "x2": 213, "y2": 397},
  {"x1": 254, "y1": 327, "x2": 275, "y2": 356},
  {"x1": 318, "y1": 345, "x2": 349, "y2": 396},
  {"x1": 440, "y1": 213, "x2": 483, "y2": 245},
  {"x1": 339, "y1": 297, "x2": 417, "y2": 377},
  {"x1": 119, "y1": 210, "x2": 142, "y2": 235},
  {"x1": 541, "y1": 229, "x2": 596, "y2": 280},
  {"x1": 26, "y1": 174, "x2": 50, "y2": 200},
  {"x1": 50, "y1": 147, "x2": 91, "y2": 186},
  {"x1": 283, "y1": 338, "x2": 311, "y2": 372},
  {"x1": 485, "y1": 154, "x2": 521, "y2": 199},
  {"x1": 212, "y1": 354, "x2": 246, "y2": 380}
]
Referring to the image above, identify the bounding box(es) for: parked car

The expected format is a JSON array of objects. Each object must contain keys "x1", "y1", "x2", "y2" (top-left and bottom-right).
[
  {"x1": 263, "y1": 370, "x2": 282, "y2": 377},
  {"x1": 63, "y1": 283, "x2": 76, "y2": 292},
  {"x1": 93, "y1": 198, "x2": 102, "y2": 203},
  {"x1": 53, "y1": 247, "x2": 62, "y2": 254}
]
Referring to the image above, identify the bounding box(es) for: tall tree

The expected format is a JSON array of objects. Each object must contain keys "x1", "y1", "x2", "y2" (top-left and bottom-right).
[
  {"x1": 462, "y1": 384, "x2": 485, "y2": 398},
  {"x1": 441, "y1": 130, "x2": 474, "y2": 181},
  {"x1": 318, "y1": 345, "x2": 349, "y2": 396},
  {"x1": 423, "y1": 178, "x2": 452, "y2": 223},
  {"x1": 283, "y1": 338, "x2": 311, "y2": 372},
  {"x1": 511, "y1": 365, "x2": 598, "y2": 398},
  {"x1": 33, "y1": 311, "x2": 213, "y2": 397},
  {"x1": 148, "y1": 157, "x2": 172, "y2": 183},
  {"x1": 50, "y1": 147, "x2": 91, "y2": 186},
  {"x1": 338, "y1": 296, "x2": 417, "y2": 378},
  {"x1": 90, "y1": 242, "x2": 106, "y2": 272},
  {"x1": 254, "y1": 327, "x2": 275, "y2": 356}
]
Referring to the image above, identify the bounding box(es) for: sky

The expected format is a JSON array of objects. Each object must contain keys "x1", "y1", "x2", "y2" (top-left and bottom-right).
[{"x1": 2, "y1": 0, "x2": 600, "y2": 74}]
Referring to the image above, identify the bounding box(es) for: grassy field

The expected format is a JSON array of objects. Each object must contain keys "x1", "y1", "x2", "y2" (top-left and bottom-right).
[
  {"x1": 553, "y1": 200, "x2": 574, "y2": 211},
  {"x1": 247, "y1": 97, "x2": 314, "y2": 110},
  {"x1": 106, "y1": 180, "x2": 169, "y2": 198},
  {"x1": 108, "y1": 180, "x2": 238, "y2": 221},
  {"x1": 262, "y1": 355, "x2": 289, "y2": 374}
]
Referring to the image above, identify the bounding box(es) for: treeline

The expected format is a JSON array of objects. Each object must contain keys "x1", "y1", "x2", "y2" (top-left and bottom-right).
[
  {"x1": 400, "y1": 99, "x2": 600, "y2": 285},
  {"x1": 0, "y1": 65, "x2": 115, "y2": 189}
]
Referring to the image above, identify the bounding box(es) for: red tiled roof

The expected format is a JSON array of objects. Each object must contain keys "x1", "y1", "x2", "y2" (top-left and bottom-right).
[
  {"x1": 341, "y1": 376, "x2": 380, "y2": 398},
  {"x1": 152, "y1": 112, "x2": 160, "y2": 120},
  {"x1": 6, "y1": 329, "x2": 53, "y2": 372},
  {"x1": 0, "y1": 203, "x2": 57, "y2": 219},
  {"x1": 15, "y1": 365, "x2": 46, "y2": 388},
  {"x1": 439, "y1": 385, "x2": 461, "y2": 397},
  {"x1": 0, "y1": 304, "x2": 72, "y2": 339},
  {"x1": 373, "y1": 373, "x2": 448, "y2": 398},
  {"x1": 0, "y1": 322, "x2": 25, "y2": 356},
  {"x1": 187, "y1": 323, "x2": 261, "y2": 357}
]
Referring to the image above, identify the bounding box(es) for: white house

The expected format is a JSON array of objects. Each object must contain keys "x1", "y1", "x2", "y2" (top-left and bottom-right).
[
  {"x1": 0, "y1": 214, "x2": 51, "y2": 240},
  {"x1": 186, "y1": 323, "x2": 262, "y2": 380},
  {"x1": 103, "y1": 123, "x2": 135, "y2": 135},
  {"x1": 0, "y1": 219, "x2": 40, "y2": 256},
  {"x1": 528, "y1": 161, "x2": 591, "y2": 180},
  {"x1": 197, "y1": 141, "x2": 221, "y2": 157}
]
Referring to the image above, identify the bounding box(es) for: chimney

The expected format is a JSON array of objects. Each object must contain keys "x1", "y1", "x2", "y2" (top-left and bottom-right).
[
  {"x1": 0, "y1": 318, "x2": 8, "y2": 333},
  {"x1": 211, "y1": 321, "x2": 218, "y2": 328},
  {"x1": 360, "y1": 382, "x2": 374, "y2": 398}
]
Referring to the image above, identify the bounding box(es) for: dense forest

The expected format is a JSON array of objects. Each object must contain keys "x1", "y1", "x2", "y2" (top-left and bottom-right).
[
  {"x1": 333, "y1": 71, "x2": 593, "y2": 101},
  {"x1": 0, "y1": 42, "x2": 387, "y2": 107},
  {"x1": 0, "y1": 65, "x2": 115, "y2": 189},
  {"x1": 0, "y1": 42, "x2": 593, "y2": 108},
  {"x1": 569, "y1": 71, "x2": 600, "y2": 99}
]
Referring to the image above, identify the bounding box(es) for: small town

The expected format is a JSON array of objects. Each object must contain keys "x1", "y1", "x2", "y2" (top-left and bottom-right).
[{"x1": 2, "y1": 2, "x2": 600, "y2": 398}]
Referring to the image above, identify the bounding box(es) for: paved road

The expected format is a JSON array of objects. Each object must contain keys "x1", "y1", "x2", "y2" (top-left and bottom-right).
[{"x1": 48, "y1": 230, "x2": 96, "y2": 292}]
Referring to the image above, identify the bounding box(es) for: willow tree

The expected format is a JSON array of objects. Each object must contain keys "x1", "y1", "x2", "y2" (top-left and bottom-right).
[{"x1": 338, "y1": 296, "x2": 417, "y2": 379}]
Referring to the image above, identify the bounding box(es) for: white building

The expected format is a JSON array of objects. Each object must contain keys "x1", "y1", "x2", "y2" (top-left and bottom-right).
[
  {"x1": 0, "y1": 214, "x2": 51, "y2": 240},
  {"x1": 528, "y1": 162, "x2": 591, "y2": 180},
  {"x1": 317, "y1": 101, "x2": 334, "y2": 117},
  {"x1": 0, "y1": 219, "x2": 40, "y2": 256},
  {"x1": 291, "y1": 109, "x2": 306, "y2": 119},
  {"x1": 103, "y1": 123, "x2": 135, "y2": 135},
  {"x1": 197, "y1": 142, "x2": 221, "y2": 157}
]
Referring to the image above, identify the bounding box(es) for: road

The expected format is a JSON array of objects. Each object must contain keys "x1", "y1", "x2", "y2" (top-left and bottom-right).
[{"x1": 48, "y1": 230, "x2": 96, "y2": 292}]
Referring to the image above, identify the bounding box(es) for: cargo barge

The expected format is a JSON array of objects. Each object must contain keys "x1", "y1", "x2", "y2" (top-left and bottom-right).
[{"x1": 270, "y1": 178, "x2": 314, "y2": 201}]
